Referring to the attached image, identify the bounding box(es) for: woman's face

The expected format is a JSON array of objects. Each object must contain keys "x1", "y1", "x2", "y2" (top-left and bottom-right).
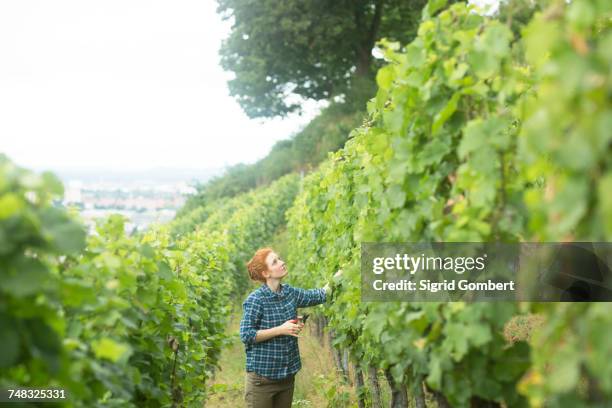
[{"x1": 264, "y1": 251, "x2": 288, "y2": 280}]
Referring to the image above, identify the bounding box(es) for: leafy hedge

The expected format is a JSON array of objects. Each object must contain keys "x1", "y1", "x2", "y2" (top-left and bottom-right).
[
  {"x1": 285, "y1": 1, "x2": 611, "y2": 407},
  {"x1": 0, "y1": 155, "x2": 299, "y2": 406}
]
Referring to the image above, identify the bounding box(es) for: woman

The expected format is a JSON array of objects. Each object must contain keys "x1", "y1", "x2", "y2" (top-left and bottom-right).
[{"x1": 239, "y1": 247, "x2": 341, "y2": 408}]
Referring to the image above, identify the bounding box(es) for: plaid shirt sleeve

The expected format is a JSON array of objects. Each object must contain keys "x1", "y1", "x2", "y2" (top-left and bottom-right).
[
  {"x1": 240, "y1": 295, "x2": 262, "y2": 346},
  {"x1": 292, "y1": 286, "x2": 327, "y2": 308}
]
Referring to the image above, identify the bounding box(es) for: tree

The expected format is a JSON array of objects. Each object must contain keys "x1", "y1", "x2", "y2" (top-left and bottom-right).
[
  {"x1": 217, "y1": 0, "x2": 427, "y2": 118},
  {"x1": 497, "y1": 0, "x2": 541, "y2": 37}
]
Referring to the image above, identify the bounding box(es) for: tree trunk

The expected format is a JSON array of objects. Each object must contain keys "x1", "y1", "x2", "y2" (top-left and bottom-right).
[
  {"x1": 328, "y1": 330, "x2": 349, "y2": 383},
  {"x1": 470, "y1": 397, "x2": 502, "y2": 408},
  {"x1": 414, "y1": 375, "x2": 426, "y2": 408},
  {"x1": 342, "y1": 349, "x2": 350, "y2": 382},
  {"x1": 209, "y1": 366, "x2": 216, "y2": 382},
  {"x1": 431, "y1": 390, "x2": 451, "y2": 408},
  {"x1": 339, "y1": 349, "x2": 351, "y2": 385},
  {"x1": 353, "y1": 0, "x2": 384, "y2": 78},
  {"x1": 328, "y1": 330, "x2": 341, "y2": 367},
  {"x1": 367, "y1": 366, "x2": 383, "y2": 408},
  {"x1": 338, "y1": 349, "x2": 353, "y2": 385},
  {"x1": 354, "y1": 364, "x2": 367, "y2": 408},
  {"x1": 318, "y1": 315, "x2": 326, "y2": 346},
  {"x1": 384, "y1": 368, "x2": 409, "y2": 408},
  {"x1": 587, "y1": 372, "x2": 606, "y2": 404},
  {"x1": 355, "y1": 47, "x2": 372, "y2": 77}
]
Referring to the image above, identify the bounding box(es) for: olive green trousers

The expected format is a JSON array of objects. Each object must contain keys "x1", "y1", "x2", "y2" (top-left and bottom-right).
[{"x1": 244, "y1": 371, "x2": 295, "y2": 408}]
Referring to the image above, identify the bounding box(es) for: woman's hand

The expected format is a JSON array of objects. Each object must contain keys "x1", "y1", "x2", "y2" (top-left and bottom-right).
[
  {"x1": 277, "y1": 320, "x2": 301, "y2": 337},
  {"x1": 296, "y1": 320, "x2": 305, "y2": 333},
  {"x1": 323, "y1": 269, "x2": 344, "y2": 295}
]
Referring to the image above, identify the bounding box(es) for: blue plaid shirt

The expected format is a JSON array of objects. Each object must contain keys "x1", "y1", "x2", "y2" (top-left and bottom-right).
[{"x1": 239, "y1": 283, "x2": 327, "y2": 380}]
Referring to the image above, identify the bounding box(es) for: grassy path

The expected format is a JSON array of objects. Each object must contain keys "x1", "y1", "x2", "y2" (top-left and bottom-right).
[{"x1": 205, "y1": 313, "x2": 355, "y2": 407}]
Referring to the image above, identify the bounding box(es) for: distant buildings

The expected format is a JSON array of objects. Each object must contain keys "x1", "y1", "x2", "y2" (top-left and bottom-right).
[{"x1": 63, "y1": 179, "x2": 196, "y2": 234}]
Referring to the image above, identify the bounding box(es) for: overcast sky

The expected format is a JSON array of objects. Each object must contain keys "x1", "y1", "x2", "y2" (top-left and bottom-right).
[
  {"x1": 0, "y1": 0, "x2": 322, "y2": 173},
  {"x1": 1, "y1": 1, "x2": 499, "y2": 174}
]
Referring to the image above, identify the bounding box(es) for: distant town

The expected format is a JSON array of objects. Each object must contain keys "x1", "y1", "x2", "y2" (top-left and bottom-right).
[{"x1": 53, "y1": 167, "x2": 221, "y2": 234}]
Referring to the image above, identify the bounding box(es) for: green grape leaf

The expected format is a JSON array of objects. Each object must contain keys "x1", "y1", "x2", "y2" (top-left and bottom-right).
[{"x1": 92, "y1": 338, "x2": 132, "y2": 363}]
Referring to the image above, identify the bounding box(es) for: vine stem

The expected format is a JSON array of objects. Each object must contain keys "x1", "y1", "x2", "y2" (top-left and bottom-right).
[{"x1": 171, "y1": 349, "x2": 178, "y2": 392}]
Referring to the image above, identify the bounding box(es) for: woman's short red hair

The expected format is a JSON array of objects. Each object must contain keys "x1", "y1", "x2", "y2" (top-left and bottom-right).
[{"x1": 247, "y1": 247, "x2": 273, "y2": 283}]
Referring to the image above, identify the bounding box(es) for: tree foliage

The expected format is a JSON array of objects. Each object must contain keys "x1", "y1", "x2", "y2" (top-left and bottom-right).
[{"x1": 217, "y1": 0, "x2": 427, "y2": 117}]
